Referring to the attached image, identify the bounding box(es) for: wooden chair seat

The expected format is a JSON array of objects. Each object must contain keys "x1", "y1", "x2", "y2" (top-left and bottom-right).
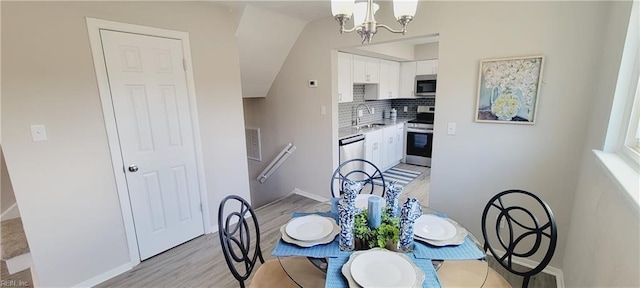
[
  {"x1": 437, "y1": 260, "x2": 489, "y2": 287},
  {"x1": 484, "y1": 267, "x2": 512, "y2": 288},
  {"x1": 249, "y1": 259, "x2": 298, "y2": 288}
]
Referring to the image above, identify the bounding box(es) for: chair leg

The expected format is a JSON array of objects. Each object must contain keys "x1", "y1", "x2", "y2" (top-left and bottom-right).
[{"x1": 522, "y1": 276, "x2": 530, "y2": 288}]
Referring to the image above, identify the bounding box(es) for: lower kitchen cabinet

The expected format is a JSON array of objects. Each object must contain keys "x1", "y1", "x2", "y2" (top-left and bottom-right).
[
  {"x1": 364, "y1": 129, "x2": 383, "y2": 175},
  {"x1": 364, "y1": 123, "x2": 405, "y2": 173}
]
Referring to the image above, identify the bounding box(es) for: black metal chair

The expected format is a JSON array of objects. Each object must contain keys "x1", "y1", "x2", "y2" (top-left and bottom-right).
[
  {"x1": 218, "y1": 195, "x2": 297, "y2": 288},
  {"x1": 330, "y1": 158, "x2": 386, "y2": 198},
  {"x1": 481, "y1": 190, "x2": 558, "y2": 288}
]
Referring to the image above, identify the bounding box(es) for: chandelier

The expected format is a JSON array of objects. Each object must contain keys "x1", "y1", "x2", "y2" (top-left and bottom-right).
[{"x1": 331, "y1": 0, "x2": 418, "y2": 44}]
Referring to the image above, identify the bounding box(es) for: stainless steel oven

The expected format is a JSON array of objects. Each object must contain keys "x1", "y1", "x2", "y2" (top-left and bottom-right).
[{"x1": 405, "y1": 106, "x2": 435, "y2": 167}]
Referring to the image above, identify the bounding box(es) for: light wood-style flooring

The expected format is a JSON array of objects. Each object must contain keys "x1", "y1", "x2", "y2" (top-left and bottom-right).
[{"x1": 98, "y1": 164, "x2": 556, "y2": 288}]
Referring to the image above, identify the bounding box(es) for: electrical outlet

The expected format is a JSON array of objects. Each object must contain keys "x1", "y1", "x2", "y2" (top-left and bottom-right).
[
  {"x1": 358, "y1": 110, "x2": 363, "y2": 117},
  {"x1": 403, "y1": 106, "x2": 408, "y2": 112},
  {"x1": 371, "y1": 108, "x2": 375, "y2": 114}
]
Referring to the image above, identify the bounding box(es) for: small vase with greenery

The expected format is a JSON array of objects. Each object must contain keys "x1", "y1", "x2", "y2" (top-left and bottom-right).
[{"x1": 353, "y1": 209, "x2": 400, "y2": 251}]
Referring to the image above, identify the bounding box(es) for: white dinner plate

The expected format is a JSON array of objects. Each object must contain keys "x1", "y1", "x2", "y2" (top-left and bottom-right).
[
  {"x1": 414, "y1": 214, "x2": 457, "y2": 241},
  {"x1": 285, "y1": 215, "x2": 334, "y2": 241},
  {"x1": 354, "y1": 194, "x2": 387, "y2": 210},
  {"x1": 280, "y1": 218, "x2": 339, "y2": 247},
  {"x1": 342, "y1": 248, "x2": 425, "y2": 288},
  {"x1": 414, "y1": 217, "x2": 468, "y2": 246},
  {"x1": 350, "y1": 250, "x2": 417, "y2": 288}
]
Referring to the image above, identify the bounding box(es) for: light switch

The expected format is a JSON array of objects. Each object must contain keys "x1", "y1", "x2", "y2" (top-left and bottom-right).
[
  {"x1": 371, "y1": 108, "x2": 375, "y2": 114},
  {"x1": 447, "y1": 123, "x2": 456, "y2": 135},
  {"x1": 320, "y1": 105, "x2": 327, "y2": 115},
  {"x1": 30, "y1": 124, "x2": 48, "y2": 141},
  {"x1": 404, "y1": 106, "x2": 408, "y2": 112}
]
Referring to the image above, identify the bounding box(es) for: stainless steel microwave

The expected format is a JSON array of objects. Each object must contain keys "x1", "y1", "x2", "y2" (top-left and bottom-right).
[{"x1": 415, "y1": 74, "x2": 437, "y2": 97}]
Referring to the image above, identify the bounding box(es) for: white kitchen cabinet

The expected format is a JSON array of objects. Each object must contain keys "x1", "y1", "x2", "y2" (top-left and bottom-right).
[
  {"x1": 353, "y1": 55, "x2": 380, "y2": 84},
  {"x1": 389, "y1": 61, "x2": 400, "y2": 98},
  {"x1": 337, "y1": 52, "x2": 353, "y2": 103},
  {"x1": 364, "y1": 129, "x2": 383, "y2": 174},
  {"x1": 364, "y1": 59, "x2": 400, "y2": 100},
  {"x1": 416, "y1": 59, "x2": 438, "y2": 75},
  {"x1": 382, "y1": 125, "x2": 397, "y2": 170},
  {"x1": 399, "y1": 61, "x2": 417, "y2": 98},
  {"x1": 365, "y1": 123, "x2": 405, "y2": 172}
]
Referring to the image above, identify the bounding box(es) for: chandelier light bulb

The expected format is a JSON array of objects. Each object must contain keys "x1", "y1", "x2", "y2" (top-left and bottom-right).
[
  {"x1": 393, "y1": 0, "x2": 418, "y2": 19},
  {"x1": 331, "y1": 0, "x2": 355, "y2": 17}
]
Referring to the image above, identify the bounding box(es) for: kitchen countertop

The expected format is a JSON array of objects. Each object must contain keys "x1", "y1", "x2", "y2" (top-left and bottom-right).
[{"x1": 339, "y1": 117, "x2": 412, "y2": 140}]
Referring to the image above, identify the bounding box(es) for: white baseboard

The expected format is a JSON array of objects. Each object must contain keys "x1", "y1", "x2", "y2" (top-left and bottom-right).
[
  {"x1": 72, "y1": 263, "x2": 132, "y2": 288},
  {"x1": 1, "y1": 203, "x2": 20, "y2": 221},
  {"x1": 488, "y1": 250, "x2": 564, "y2": 288},
  {"x1": 292, "y1": 188, "x2": 330, "y2": 203},
  {"x1": 6, "y1": 252, "x2": 32, "y2": 274}
]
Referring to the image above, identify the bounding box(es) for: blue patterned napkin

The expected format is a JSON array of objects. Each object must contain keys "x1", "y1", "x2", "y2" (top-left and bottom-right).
[
  {"x1": 324, "y1": 252, "x2": 442, "y2": 288},
  {"x1": 413, "y1": 235, "x2": 486, "y2": 260},
  {"x1": 271, "y1": 212, "x2": 341, "y2": 258}
]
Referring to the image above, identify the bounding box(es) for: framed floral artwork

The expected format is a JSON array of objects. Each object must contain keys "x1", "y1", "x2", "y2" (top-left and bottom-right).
[{"x1": 475, "y1": 55, "x2": 544, "y2": 124}]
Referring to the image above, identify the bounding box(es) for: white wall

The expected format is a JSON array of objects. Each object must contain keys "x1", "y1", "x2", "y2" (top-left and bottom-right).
[
  {"x1": 236, "y1": 5, "x2": 306, "y2": 98},
  {"x1": 1, "y1": 2, "x2": 250, "y2": 286},
  {"x1": 354, "y1": 41, "x2": 416, "y2": 61},
  {"x1": 245, "y1": 1, "x2": 618, "y2": 269},
  {"x1": 414, "y1": 42, "x2": 439, "y2": 60},
  {"x1": 562, "y1": 1, "x2": 639, "y2": 286}
]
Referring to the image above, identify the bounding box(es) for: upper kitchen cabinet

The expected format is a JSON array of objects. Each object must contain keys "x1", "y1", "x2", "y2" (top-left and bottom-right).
[
  {"x1": 353, "y1": 55, "x2": 379, "y2": 84},
  {"x1": 399, "y1": 61, "x2": 417, "y2": 98},
  {"x1": 365, "y1": 59, "x2": 399, "y2": 100},
  {"x1": 416, "y1": 59, "x2": 438, "y2": 75},
  {"x1": 337, "y1": 52, "x2": 353, "y2": 103}
]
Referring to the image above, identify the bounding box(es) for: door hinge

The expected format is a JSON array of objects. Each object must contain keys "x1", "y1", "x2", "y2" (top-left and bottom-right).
[{"x1": 182, "y1": 59, "x2": 187, "y2": 71}]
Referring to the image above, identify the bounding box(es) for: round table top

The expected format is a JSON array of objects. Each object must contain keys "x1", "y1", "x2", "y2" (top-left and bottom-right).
[{"x1": 277, "y1": 203, "x2": 488, "y2": 288}]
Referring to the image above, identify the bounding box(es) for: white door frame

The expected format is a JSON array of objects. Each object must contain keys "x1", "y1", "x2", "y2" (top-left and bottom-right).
[{"x1": 86, "y1": 17, "x2": 211, "y2": 266}]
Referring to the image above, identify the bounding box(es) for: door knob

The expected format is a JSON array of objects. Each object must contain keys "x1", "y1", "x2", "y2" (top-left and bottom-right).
[{"x1": 128, "y1": 165, "x2": 139, "y2": 172}]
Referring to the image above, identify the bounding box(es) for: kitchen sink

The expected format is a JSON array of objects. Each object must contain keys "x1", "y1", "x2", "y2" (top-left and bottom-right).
[{"x1": 355, "y1": 123, "x2": 386, "y2": 130}]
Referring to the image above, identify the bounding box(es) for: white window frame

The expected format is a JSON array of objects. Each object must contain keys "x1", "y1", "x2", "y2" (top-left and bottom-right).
[{"x1": 595, "y1": 1, "x2": 640, "y2": 211}]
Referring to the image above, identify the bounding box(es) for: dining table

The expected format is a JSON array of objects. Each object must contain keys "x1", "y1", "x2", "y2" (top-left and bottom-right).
[{"x1": 272, "y1": 199, "x2": 490, "y2": 288}]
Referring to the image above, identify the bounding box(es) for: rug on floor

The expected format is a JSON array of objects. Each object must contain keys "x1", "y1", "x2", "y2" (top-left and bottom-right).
[{"x1": 373, "y1": 166, "x2": 422, "y2": 188}]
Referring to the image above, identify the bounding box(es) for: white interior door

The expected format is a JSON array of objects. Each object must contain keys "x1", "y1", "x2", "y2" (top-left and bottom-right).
[{"x1": 100, "y1": 30, "x2": 204, "y2": 260}]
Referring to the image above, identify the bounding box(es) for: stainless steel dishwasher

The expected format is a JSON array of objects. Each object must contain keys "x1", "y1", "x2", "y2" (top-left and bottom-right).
[{"x1": 338, "y1": 133, "x2": 366, "y2": 176}]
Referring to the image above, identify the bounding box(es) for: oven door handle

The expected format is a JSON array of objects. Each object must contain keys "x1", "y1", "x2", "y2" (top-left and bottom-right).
[{"x1": 406, "y1": 129, "x2": 434, "y2": 133}]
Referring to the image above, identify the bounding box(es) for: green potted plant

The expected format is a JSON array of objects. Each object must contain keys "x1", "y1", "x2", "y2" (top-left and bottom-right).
[{"x1": 353, "y1": 209, "x2": 400, "y2": 251}]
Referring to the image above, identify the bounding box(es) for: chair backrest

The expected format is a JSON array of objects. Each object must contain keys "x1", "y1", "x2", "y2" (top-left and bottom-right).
[
  {"x1": 481, "y1": 190, "x2": 557, "y2": 288},
  {"x1": 330, "y1": 158, "x2": 386, "y2": 198},
  {"x1": 218, "y1": 195, "x2": 264, "y2": 288}
]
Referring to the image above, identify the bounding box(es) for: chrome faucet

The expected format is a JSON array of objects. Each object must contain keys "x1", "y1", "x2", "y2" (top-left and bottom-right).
[{"x1": 352, "y1": 103, "x2": 373, "y2": 126}]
